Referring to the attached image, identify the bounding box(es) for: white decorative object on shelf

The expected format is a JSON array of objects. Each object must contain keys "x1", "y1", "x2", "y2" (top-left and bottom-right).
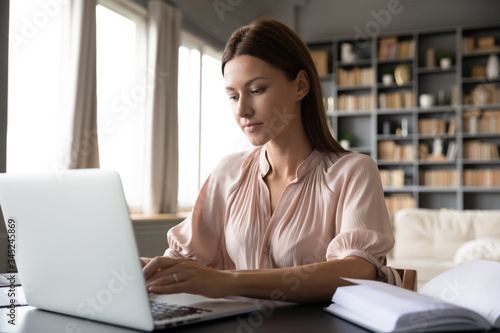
[
  {"x1": 382, "y1": 74, "x2": 393, "y2": 86},
  {"x1": 340, "y1": 140, "x2": 350, "y2": 150},
  {"x1": 433, "y1": 137, "x2": 443, "y2": 156},
  {"x1": 419, "y1": 94, "x2": 435, "y2": 108},
  {"x1": 486, "y1": 54, "x2": 500, "y2": 80},
  {"x1": 341, "y1": 43, "x2": 357, "y2": 63},
  {"x1": 440, "y1": 57, "x2": 452, "y2": 69}
]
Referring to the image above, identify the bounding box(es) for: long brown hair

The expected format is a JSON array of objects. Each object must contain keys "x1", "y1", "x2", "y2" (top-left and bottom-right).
[{"x1": 221, "y1": 18, "x2": 347, "y2": 153}]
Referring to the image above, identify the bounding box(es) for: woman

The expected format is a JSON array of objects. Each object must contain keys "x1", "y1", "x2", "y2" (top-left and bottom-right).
[{"x1": 142, "y1": 18, "x2": 400, "y2": 303}]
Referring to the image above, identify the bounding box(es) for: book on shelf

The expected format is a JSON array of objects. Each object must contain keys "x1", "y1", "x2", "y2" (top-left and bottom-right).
[
  {"x1": 470, "y1": 65, "x2": 486, "y2": 78},
  {"x1": 310, "y1": 50, "x2": 330, "y2": 77},
  {"x1": 464, "y1": 169, "x2": 500, "y2": 187},
  {"x1": 337, "y1": 67, "x2": 374, "y2": 87},
  {"x1": 379, "y1": 169, "x2": 404, "y2": 188},
  {"x1": 337, "y1": 93, "x2": 373, "y2": 111},
  {"x1": 325, "y1": 259, "x2": 500, "y2": 333},
  {"x1": 462, "y1": 37, "x2": 475, "y2": 54},
  {"x1": 446, "y1": 141, "x2": 458, "y2": 161},
  {"x1": 463, "y1": 110, "x2": 500, "y2": 134},
  {"x1": 462, "y1": 36, "x2": 500, "y2": 54},
  {"x1": 447, "y1": 118, "x2": 457, "y2": 135},
  {"x1": 379, "y1": 91, "x2": 414, "y2": 109},
  {"x1": 378, "y1": 141, "x2": 415, "y2": 162},
  {"x1": 378, "y1": 37, "x2": 415, "y2": 60},
  {"x1": 419, "y1": 169, "x2": 458, "y2": 187},
  {"x1": 463, "y1": 140, "x2": 499, "y2": 160},
  {"x1": 384, "y1": 194, "x2": 415, "y2": 215},
  {"x1": 418, "y1": 118, "x2": 446, "y2": 135}
]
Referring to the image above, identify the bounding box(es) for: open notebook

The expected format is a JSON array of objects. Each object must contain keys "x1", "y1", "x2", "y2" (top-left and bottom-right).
[{"x1": 325, "y1": 259, "x2": 500, "y2": 332}]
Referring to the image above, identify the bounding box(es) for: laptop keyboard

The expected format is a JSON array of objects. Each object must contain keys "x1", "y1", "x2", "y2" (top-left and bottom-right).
[{"x1": 150, "y1": 301, "x2": 212, "y2": 321}]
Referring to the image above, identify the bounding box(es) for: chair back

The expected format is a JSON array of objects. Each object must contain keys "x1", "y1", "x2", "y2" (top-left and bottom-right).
[{"x1": 396, "y1": 268, "x2": 417, "y2": 291}]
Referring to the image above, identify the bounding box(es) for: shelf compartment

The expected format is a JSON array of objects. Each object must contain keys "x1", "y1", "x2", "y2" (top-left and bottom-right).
[
  {"x1": 418, "y1": 30, "x2": 456, "y2": 70},
  {"x1": 462, "y1": 82, "x2": 500, "y2": 106},
  {"x1": 379, "y1": 164, "x2": 415, "y2": 188},
  {"x1": 337, "y1": 38, "x2": 372, "y2": 64},
  {"x1": 418, "y1": 192, "x2": 458, "y2": 210},
  {"x1": 463, "y1": 192, "x2": 500, "y2": 209},
  {"x1": 378, "y1": 113, "x2": 414, "y2": 137},
  {"x1": 336, "y1": 116, "x2": 372, "y2": 149},
  {"x1": 418, "y1": 166, "x2": 459, "y2": 187},
  {"x1": 418, "y1": 71, "x2": 456, "y2": 107},
  {"x1": 463, "y1": 166, "x2": 500, "y2": 187},
  {"x1": 337, "y1": 91, "x2": 374, "y2": 111}
]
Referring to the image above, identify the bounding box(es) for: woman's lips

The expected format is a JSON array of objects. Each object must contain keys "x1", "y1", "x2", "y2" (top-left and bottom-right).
[{"x1": 243, "y1": 122, "x2": 263, "y2": 132}]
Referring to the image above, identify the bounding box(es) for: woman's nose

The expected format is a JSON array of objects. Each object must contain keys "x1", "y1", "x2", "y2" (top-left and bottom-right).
[{"x1": 236, "y1": 96, "x2": 253, "y2": 118}]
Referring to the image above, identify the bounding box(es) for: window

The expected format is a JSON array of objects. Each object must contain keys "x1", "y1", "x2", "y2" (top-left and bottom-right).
[
  {"x1": 95, "y1": 0, "x2": 147, "y2": 212},
  {"x1": 177, "y1": 32, "x2": 251, "y2": 209},
  {"x1": 8, "y1": 0, "x2": 147, "y2": 212},
  {"x1": 7, "y1": 0, "x2": 64, "y2": 173}
]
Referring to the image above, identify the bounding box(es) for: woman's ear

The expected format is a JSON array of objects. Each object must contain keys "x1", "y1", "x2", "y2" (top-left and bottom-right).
[{"x1": 296, "y1": 70, "x2": 310, "y2": 99}]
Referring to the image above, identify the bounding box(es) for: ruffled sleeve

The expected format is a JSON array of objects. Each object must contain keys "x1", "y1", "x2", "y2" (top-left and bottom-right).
[
  {"x1": 163, "y1": 149, "x2": 256, "y2": 269},
  {"x1": 324, "y1": 153, "x2": 402, "y2": 286}
]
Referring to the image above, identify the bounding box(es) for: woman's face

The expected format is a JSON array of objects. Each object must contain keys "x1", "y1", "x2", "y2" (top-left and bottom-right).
[{"x1": 224, "y1": 55, "x2": 303, "y2": 147}]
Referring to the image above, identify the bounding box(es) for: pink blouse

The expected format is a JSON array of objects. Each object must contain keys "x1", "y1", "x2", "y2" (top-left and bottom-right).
[{"x1": 165, "y1": 146, "x2": 401, "y2": 285}]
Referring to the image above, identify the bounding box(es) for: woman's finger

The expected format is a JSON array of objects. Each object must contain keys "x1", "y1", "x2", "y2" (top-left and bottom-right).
[{"x1": 142, "y1": 256, "x2": 176, "y2": 279}]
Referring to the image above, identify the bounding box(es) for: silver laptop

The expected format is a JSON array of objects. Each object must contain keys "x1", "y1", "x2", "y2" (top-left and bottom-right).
[{"x1": 0, "y1": 169, "x2": 271, "y2": 331}]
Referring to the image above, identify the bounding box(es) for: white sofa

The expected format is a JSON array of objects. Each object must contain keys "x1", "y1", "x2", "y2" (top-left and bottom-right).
[{"x1": 388, "y1": 208, "x2": 500, "y2": 290}]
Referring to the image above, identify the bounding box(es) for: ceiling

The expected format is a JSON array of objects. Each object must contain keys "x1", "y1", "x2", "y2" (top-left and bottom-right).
[{"x1": 168, "y1": 0, "x2": 309, "y2": 48}]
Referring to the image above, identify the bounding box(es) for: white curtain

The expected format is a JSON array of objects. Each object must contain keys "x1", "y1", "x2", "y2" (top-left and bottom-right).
[
  {"x1": 143, "y1": 1, "x2": 181, "y2": 214},
  {"x1": 62, "y1": 0, "x2": 100, "y2": 169}
]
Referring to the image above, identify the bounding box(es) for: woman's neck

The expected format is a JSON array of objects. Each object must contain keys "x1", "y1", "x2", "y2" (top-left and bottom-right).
[{"x1": 264, "y1": 132, "x2": 312, "y2": 182}]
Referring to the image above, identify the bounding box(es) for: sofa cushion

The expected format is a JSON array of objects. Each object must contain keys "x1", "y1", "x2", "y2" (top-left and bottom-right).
[
  {"x1": 454, "y1": 238, "x2": 500, "y2": 265},
  {"x1": 392, "y1": 209, "x2": 500, "y2": 261}
]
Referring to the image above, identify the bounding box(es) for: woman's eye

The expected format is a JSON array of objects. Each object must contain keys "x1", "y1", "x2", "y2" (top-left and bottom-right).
[
  {"x1": 251, "y1": 88, "x2": 264, "y2": 95},
  {"x1": 228, "y1": 95, "x2": 237, "y2": 101}
]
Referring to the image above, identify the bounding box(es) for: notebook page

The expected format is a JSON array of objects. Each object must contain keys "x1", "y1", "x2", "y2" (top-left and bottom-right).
[{"x1": 419, "y1": 259, "x2": 500, "y2": 327}]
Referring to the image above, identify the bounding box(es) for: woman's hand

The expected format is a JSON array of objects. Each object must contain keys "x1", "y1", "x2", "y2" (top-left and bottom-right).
[
  {"x1": 142, "y1": 257, "x2": 233, "y2": 299},
  {"x1": 140, "y1": 257, "x2": 152, "y2": 267}
]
